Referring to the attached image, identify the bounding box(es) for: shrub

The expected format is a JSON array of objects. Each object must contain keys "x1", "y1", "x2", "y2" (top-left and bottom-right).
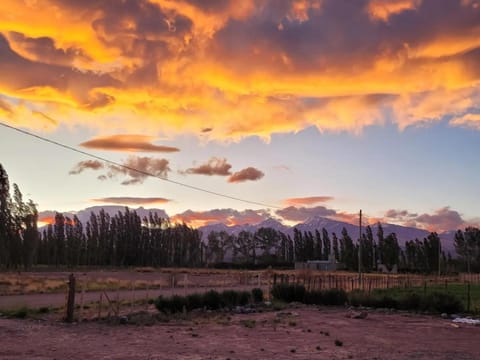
[
  {"x1": 203, "y1": 290, "x2": 222, "y2": 310},
  {"x1": 426, "y1": 292, "x2": 464, "y2": 314},
  {"x1": 322, "y1": 289, "x2": 348, "y2": 306},
  {"x1": 348, "y1": 290, "x2": 370, "y2": 307},
  {"x1": 304, "y1": 290, "x2": 323, "y2": 305},
  {"x1": 251, "y1": 288, "x2": 264, "y2": 303},
  {"x1": 170, "y1": 295, "x2": 187, "y2": 313},
  {"x1": 155, "y1": 296, "x2": 170, "y2": 313},
  {"x1": 186, "y1": 293, "x2": 204, "y2": 311},
  {"x1": 238, "y1": 291, "x2": 251, "y2": 306},
  {"x1": 398, "y1": 292, "x2": 422, "y2": 311},
  {"x1": 221, "y1": 290, "x2": 239, "y2": 308},
  {"x1": 375, "y1": 295, "x2": 398, "y2": 309},
  {"x1": 271, "y1": 284, "x2": 306, "y2": 303}
]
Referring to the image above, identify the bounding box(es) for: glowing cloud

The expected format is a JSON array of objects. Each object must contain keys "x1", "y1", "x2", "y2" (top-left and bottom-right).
[
  {"x1": 283, "y1": 196, "x2": 334, "y2": 206},
  {"x1": 450, "y1": 113, "x2": 480, "y2": 130},
  {"x1": 367, "y1": 0, "x2": 421, "y2": 22},
  {"x1": 70, "y1": 156, "x2": 171, "y2": 185},
  {"x1": 185, "y1": 157, "x2": 232, "y2": 176},
  {"x1": 0, "y1": 0, "x2": 479, "y2": 139},
  {"x1": 80, "y1": 134, "x2": 179, "y2": 153},
  {"x1": 228, "y1": 167, "x2": 264, "y2": 183},
  {"x1": 92, "y1": 197, "x2": 170, "y2": 205},
  {"x1": 171, "y1": 208, "x2": 270, "y2": 227},
  {"x1": 69, "y1": 160, "x2": 104, "y2": 175},
  {"x1": 412, "y1": 207, "x2": 466, "y2": 232},
  {"x1": 276, "y1": 205, "x2": 336, "y2": 222}
]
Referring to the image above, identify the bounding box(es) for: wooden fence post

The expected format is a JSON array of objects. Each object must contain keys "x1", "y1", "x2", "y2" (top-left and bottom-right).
[
  {"x1": 467, "y1": 282, "x2": 471, "y2": 312},
  {"x1": 65, "y1": 273, "x2": 76, "y2": 323},
  {"x1": 79, "y1": 279, "x2": 85, "y2": 322}
]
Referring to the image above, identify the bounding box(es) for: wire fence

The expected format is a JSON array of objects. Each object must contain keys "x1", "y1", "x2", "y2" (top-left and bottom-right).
[{"x1": 1, "y1": 269, "x2": 480, "y2": 319}]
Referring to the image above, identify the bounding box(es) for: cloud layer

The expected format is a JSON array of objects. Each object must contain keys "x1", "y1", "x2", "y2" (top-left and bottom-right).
[
  {"x1": 0, "y1": 0, "x2": 479, "y2": 138},
  {"x1": 80, "y1": 134, "x2": 179, "y2": 153},
  {"x1": 185, "y1": 157, "x2": 232, "y2": 176},
  {"x1": 69, "y1": 156, "x2": 171, "y2": 185},
  {"x1": 171, "y1": 208, "x2": 271, "y2": 227},
  {"x1": 228, "y1": 167, "x2": 264, "y2": 183},
  {"x1": 92, "y1": 197, "x2": 170, "y2": 205},
  {"x1": 283, "y1": 196, "x2": 334, "y2": 206}
]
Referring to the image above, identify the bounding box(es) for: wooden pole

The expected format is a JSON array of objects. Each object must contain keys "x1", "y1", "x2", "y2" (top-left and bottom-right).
[
  {"x1": 358, "y1": 209, "x2": 362, "y2": 287},
  {"x1": 65, "y1": 273, "x2": 76, "y2": 323},
  {"x1": 79, "y1": 279, "x2": 85, "y2": 322},
  {"x1": 98, "y1": 292, "x2": 103, "y2": 319}
]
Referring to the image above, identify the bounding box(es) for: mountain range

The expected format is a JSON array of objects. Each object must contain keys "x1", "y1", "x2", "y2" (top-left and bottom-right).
[
  {"x1": 197, "y1": 216, "x2": 455, "y2": 253},
  {"x1": 39, "y1": 206, "x2": 457, "y2": 253}
]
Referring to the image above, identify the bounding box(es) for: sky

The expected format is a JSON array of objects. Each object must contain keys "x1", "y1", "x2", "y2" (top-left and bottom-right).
[{"x1": 0, "y1": 0, "x2": 479, "y2": 232}]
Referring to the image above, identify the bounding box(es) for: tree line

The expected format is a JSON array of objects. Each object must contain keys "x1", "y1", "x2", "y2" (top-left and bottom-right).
[{"x1": 0, "y1": 163, "x2": 479, "y2": 273}]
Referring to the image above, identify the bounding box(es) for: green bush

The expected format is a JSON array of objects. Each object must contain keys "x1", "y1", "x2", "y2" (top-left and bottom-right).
[
  {"x1": 251, "y1": 288, "x2": 264, "y2": 303},
  {"x1": 426, "y1": 292, "x2": 464, "y2": 314},
  {"x1": 304, "y1": 290, "x2": 323, "y2": 305},
  {"x1": 221, "y1": 290, "x2": 239, "y2": 308},
  {"x1": 170, "y1": 295, "x2": 187, "y2": 313},
  {"x1": 398, "y1": 292, "x2": 422, "y2": 311},
  {"x1": 186, "y1": 293, "x2": 204, "y2": 311},
  {"x1": 348, "y1": 290, "x2": 370, "y2": 307},
  {"x1": 155, "y1": 296, "x2": 170, "y2": 314},
  {"x1": 271, "y1": 284, "x2": 306, "y2": 303},
  {"x1": 322, "y1": 289, "x2": 348, "y2": 306},
  {"x1": 348, "y1": 289, "x2": 463, "y2": 314},
  {"x1": 238, "y1": 291, "x2": 251, "y2": 306},
  {"x1": 203, "y1": 290, "x2": 222, "y2": 310}
]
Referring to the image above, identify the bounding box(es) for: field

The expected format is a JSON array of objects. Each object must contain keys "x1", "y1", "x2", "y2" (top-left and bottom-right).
[{"x1": 1, "y1": 269, "x2": 480, "y2": 360}]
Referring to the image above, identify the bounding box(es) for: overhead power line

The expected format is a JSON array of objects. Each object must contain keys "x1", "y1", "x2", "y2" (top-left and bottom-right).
[{"x1": 0, "y1": 121, "x2": 281, "y2": 209}]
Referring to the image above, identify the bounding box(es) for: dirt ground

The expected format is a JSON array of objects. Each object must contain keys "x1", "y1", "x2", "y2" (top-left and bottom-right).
[{"x1": 1, "y1": 306, "x2": 479, "y2": 360}]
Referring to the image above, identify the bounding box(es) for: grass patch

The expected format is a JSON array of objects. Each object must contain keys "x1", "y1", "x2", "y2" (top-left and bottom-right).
[
  {"x1": 349, "y1": 288, "x2": 465, "y2": 314},
  {"x1": 270, "y1": 282, "x2": 478, "y2": 314}
]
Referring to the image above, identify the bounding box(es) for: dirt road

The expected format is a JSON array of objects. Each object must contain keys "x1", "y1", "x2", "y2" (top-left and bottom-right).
[
  {"x1": 0, "y1": 285, "x2": 263, "y2": 310},
  {"x1": 1, "y1": 307, "x2": 479, "y2": 359}
]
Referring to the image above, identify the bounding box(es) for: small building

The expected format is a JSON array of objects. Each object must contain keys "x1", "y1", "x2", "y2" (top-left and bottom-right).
[{"x1": 295, "y1": 253, "x2": 337, "y2": 271}]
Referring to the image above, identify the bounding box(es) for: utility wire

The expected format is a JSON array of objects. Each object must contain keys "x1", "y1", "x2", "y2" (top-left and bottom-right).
[{"x1": 0, "y1": 121, "x2": 281, "y2": 209}]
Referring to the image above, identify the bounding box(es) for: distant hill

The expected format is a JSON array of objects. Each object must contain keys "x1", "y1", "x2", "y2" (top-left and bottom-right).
[
  {"x1": 200, "y1": 216, "x2": 455, "y2": 253},
  {"x1": 39, "y1": 206, "x2": 169, "y2": 226}
]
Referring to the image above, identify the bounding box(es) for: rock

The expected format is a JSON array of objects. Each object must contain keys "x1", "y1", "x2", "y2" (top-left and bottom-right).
[
  {"x1": 354, "y1": 311, "x2": 368, "y2": 319},
  {"x1": 346, "y1": 310, "x2": 368, "y2": 319},
  {"x1": 119, "y1": 316, "x2": 128, "y2": 325},
  {"x1": 441, "y1": 313, "x2": 449, "y2": 319}
]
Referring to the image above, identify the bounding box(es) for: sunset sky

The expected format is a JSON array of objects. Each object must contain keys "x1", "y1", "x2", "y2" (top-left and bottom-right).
[{"x1": 0, "y1": 0, "x2": 479, "y2": 231}]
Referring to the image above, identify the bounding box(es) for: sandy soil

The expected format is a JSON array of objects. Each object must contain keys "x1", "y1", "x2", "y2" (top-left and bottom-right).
[{"x1": 1, "y1": 306, "x2": 479, "y2": 360}]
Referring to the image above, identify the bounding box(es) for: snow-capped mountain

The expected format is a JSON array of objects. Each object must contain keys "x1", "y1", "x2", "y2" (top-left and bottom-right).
[{"x1": 199, "y1": 216, "x2": 456, "y2": 252}]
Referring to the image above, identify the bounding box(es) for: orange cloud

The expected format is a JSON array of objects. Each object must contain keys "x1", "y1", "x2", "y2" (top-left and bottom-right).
[
  {"x1": 0, "y1": 0, "x2": 479, "y2": 139},
  {"x1": 92, "y1": 197, "x2": 170, "y2": 205},
  {"x1": 70, "y1": 156, "x2": 171, "y2": 185},
  {"x1": 171, "y1": 208, "x2": 270, "y2": 227},
  {"x1": 184, "y1": 157, "x2": 232, "y2": 176},
  {"x1": 367, "y1": 0, "x2": 421, "y2": 22},
  {"x1": 38, "y1": 216, "x2": 55, "y2": 226},
  {"x1": 80, "y1": 134, "x2": 179, "y2": 153},
  {"x1": 283, "y1": 196, "x2": 334, "y2": 206},
  {"x1": 450, "y1": 113, "x2": 480, "y2": 130},
  {"x1": 228, "y1": 167, "x2": 264, "y2": 183},
  {"x1": 276, "y1": 205, "x2": 336, "y2": 222},
  {"x1": 69, "y1": 160, "x2": 104, "y2": 175},
  {"x1": 411, "y1": 207, "x2": 467, "y2": 232}
]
